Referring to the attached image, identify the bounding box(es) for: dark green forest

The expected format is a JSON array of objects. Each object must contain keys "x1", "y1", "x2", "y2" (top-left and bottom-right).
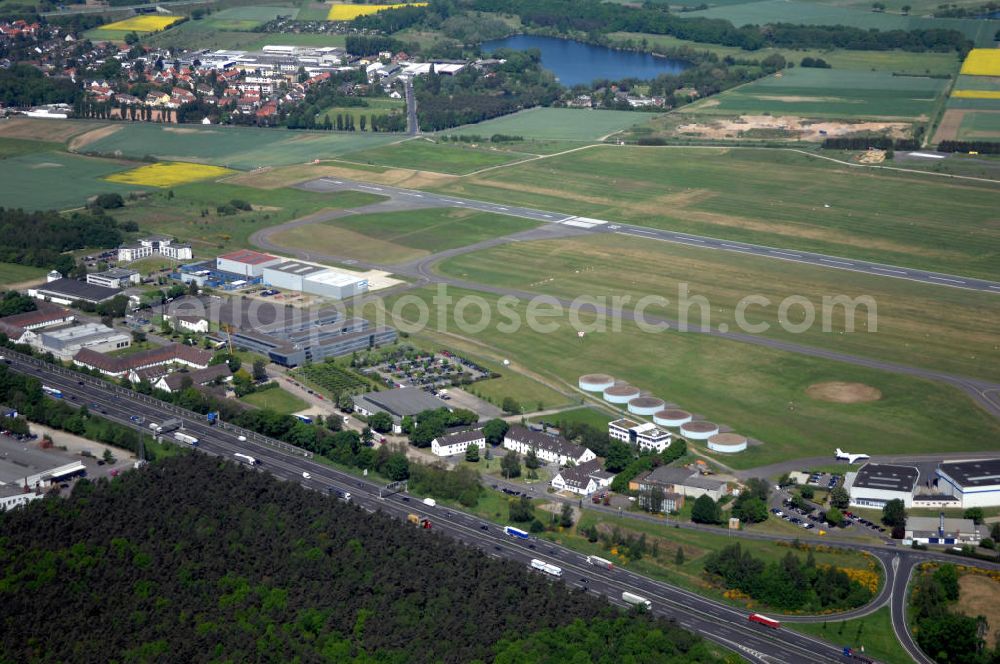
[{"x1": 0, "y1": 455, "x2": 725, "y2": 663}]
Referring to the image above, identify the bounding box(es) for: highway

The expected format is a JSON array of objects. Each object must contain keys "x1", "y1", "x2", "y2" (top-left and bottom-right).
[
  {"x1": 299, "y1": 177, "x2": 1000, "y2": 295},
  {"x1": 6, "y1": 351, "x2": 869, "y2": 664}
]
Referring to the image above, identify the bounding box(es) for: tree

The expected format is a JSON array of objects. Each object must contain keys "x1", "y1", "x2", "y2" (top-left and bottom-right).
[
  {"x1": 102, "y1": 448, "x2": 116, "y2": 464},
  {"x1": 733, "y1": 496, "x2": 768, "y2": 524},
  {"x1": 901, "y1": 4, "x2": 911, "y2": 13},
  {"x1": 800, "y1": 485, "x2": 814, "y2": 500},
  {"x1": 483, "y1": 418, "x2": 508, "y2": 445},
  {"x1": 881, "y1": 499, "x2": 907, "y2": 529},
  {"x1": 368, "y1": 411, "x2": 393, "y2": 434},
  {"x1": 559, "y1": 503, "x2": 574, "y2": 528},
  {"x1": 675, "y1": 547, "x2": 685, "y2": 566},
  {"x1": 501, "y1": 451, "x2": 521, "y2": 479},
  {"x1": 501, "y1": 396, "x2": 521, "y2": 414},
  {"x1": 525, "y1": 447, "x2": 540, "y2": 469},
  {"x1": 251, "y1": 359, "x2": 268, "y2": 382},
  {"x1": 509, "y1": 495, "x2": 533, "y2": 522},
  {"x1": 361, "y1": 427, "x2": 374, "y2": 446},
  {"x1": 338, "y1": 392, "x2": 354, "y2": 412},
  {"x1": 465, "y1": 443, "x2": 480, "y2": 462},
  {"x1": 991, "y1": 522, "x2": 1000, "y2": 542},
  {"x1": 691, "y1": 495, "x2": 723, "y2": 525},
  {"x1": 826, "y1": 506, "x2": 843, "y2": 526},
  {"x1": 963, "y1": 507, "x2": 984, "y2": 524},
  {"x1": 604, "y1": 439, "x2": 633, "y2": 472},
  {"x1": 829, "y1": 486, "x2": 850, "y2": 509},
  {"x1": 933, "y1": 564, "x2": 960, "y2": 601},
  {"x1": 383, "y1": 452, "x2": 409, "y2": 481}
]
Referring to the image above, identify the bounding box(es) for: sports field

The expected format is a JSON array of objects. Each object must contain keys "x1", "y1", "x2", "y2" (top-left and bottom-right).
[
  {"x1": 240, "y1": 387, "x2": 309, "y2": 414},
  {"x1": 341, "y1": 139, "x2": 531, "y2": 175},
  {"x1": 105, "y1": 162, "x2": 235, "y2": 187},
  {"x1": 369, "y1": 286, "x2": 1000, "y2": 469},
  {"x1": 687, "y1": 0, "x2": 1000, "y2": 46},
  {"x1": 271, "y1": 207, "x2": 540, "y2": 264},
  {"x1": 75, "y1": 124, "x2": 400, "y2": 170},
  {"x1": 0, "y1": 150, "x2": 143, "y2": 210},
  {"x1": 687, "y1": 68, "x2": 947, "y2": 120},
  {"x1": 431, "y1": 145, "x2": 1000, "y2": 279},
  {"x1": 441, "y1": 108, "x2": 648, "y2": 141},
  {"x1": 436, "y1": 233, "x2": 1000, "y2": 381}
]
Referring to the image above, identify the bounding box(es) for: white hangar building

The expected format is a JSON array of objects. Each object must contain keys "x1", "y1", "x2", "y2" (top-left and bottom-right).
[{"x1": 936, "y1": 459, "x2": 1000, "y2": 508}]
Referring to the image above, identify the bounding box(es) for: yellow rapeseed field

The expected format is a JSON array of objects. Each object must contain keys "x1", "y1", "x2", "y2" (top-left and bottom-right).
[
  {"x1": 101, "y1": 15, "x2": 183, "y2": 33},
  {"x1": 959, "y1": 49, "x2": 1000, "y2": 77},
  {"x1": 327, "y1": 3, "x2": 426, "y2": 21},
  {"x1": 951, "y1": 90, "x2": 1000, "y2": 99},
  {"x1": 105, "y1": 162, "x2": 235, "y2": 187}
]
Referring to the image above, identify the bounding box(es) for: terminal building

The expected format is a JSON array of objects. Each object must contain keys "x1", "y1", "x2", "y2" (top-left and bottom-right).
[
  {"x1": 935, "y1": 459, "x2": 1000, "y2": 508},
  {"x1": 844, "y1": 463, "x2": 920, "y2": 509}
]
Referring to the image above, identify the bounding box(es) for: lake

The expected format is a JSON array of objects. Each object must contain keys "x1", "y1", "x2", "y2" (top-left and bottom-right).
[{"x1": 480, "y1": 34, "x2": 690, "y2": 87}]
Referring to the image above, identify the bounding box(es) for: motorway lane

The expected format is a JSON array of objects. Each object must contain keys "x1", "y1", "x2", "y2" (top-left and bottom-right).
[
  {"x1": 8, "y1": 353, "x2": 854, "y2": 663},
  {"x1": 299, "y1": 177, "x2": 1000, "y2": 295}
]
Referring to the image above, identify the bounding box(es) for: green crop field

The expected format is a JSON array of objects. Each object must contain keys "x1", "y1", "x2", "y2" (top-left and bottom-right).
[
  {"x1": 0, "y1": 262, "x2": 47, "y2": 287},
  {"x1": 271, "y1": 207, "x2": 540, "y2": 264},
  {"x1": 441, "y1": 107, "x2": 648, "y2": 141},
  {"x1": 953, "y1": 75, "x2": 1000, "y2": 92},
  {"x1": 687, "y1": 0, "x2": 1000, "y2": 46},
  {"x1": 609, "y1": 32, "x2": 963, "y2": 77},
  {"x1": 109, "y1": 182, "x2": 383, "y2": 257},
  {"x1": 430, "y1": 145, "x2": 999, "y2": 279},
  {"x1": 0, "y1": 150, "x2": 144, "y2": 210},
  {"x1": 294, "y1": 362, "x2": 370, "y2": 396},
  {"x1": 200, "y1": 5, "x2": 298, "y2": 29},
  {"x1": 373, "y1": 286, "x2": 1000, "y2": 469},
  {"x1": 958, "y1": 111, "x2": 1000, "y2": 140},
  {"x1": 315, "y1": 98, "x2": 405, "y2": 126},
  {"x1": 77, "y1": 123, "x2": 401, "y2": 170},
  {"x1": 530, "y1": 407, "x2": 614, "y2": 429},
  {"x1": 437, "y1": 233, "x2": 1000, "y2": 381},
  {"x1": 340, "y1": 138, "x2": 532, "y2": 174},
  {"x1": 240, "y1": 387, "x2": 309, "y2": 414},
  {"x1": 0, "y1": 137, "x2": 62, "y2": 159},
  {"x1": 790, "y1": 608, "x2": 911, "y2": 664},
  {"x1": 297, "y1": 2, "x2": 333, "y2": 20},
  {"x1": 687, "y1": 68, "x2": 947, "y2": 120}
]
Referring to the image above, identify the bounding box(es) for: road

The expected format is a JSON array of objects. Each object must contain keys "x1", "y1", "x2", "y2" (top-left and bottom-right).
[
  {"x1": 298, "y1": 176, "x2": 1000, "y2": 295},
  {"x1": 7, "y1": 350, "x2": 917, "y2": 664},
  {"x1": 404, "y1": 80, "x2": 418, "y2": 136}
]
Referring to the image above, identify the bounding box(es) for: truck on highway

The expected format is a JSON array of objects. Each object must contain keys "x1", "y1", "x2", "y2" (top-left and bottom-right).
[
  {"x1": 586, "y1": 555, "x2": 614, "y2": 570},
  {"x1": 407, "y1": 513, "x2": 432, "y2": 529},
  {"x1": 150, "y1": 418, "x2": 182, "y2": 434},
  {"x1": 423, "y1": 497, "x2": 436, "y2": 507},
  {"x1": 503, "y1": 526, "x2": 530, "y2": 540},
  {"x1": 622, "y1": 592, "x2": 652, "y2": 610},
  {"x1": 748, "y1": 613, "x2": 781, "y2": 629},
  {"x1": 42, "y1": 385, "x2": 62, "y2": 398},
  {"x1": 207, "y1": 411, "x2": 218, "y2": 425},
  {"x1": 234, "y1": 453, "x2": 257, "y2": 466},
  {"x1": 174, "y1": 431, "x2": 199, "y2": 446},
  {"x1": 530, "y1": 559, "x2": 563, "y2": 577}
]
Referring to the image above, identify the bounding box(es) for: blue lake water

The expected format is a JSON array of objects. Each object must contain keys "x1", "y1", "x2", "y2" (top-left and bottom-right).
[{"x1": 480, "y1": 34, "x2": 690, "y2": 87}]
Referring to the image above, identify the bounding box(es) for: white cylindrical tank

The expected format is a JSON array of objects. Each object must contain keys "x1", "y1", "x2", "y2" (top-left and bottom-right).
[
  {"x1": 604, "y1": 384, "x2": 640, "y2": 404},
  {"x1": 579, "y1": 373, "x2": 615, "y2": 392},
  {"x1": 628, "y1": 397, "x2": 666, "y2": 416},
  {"x1": 654, "y1": 409, "x2": 692, "y2": 428},
  {"x1": 681, "y1": 421, "x2": 720, "y2": 440},
  {"x1": 708, "y1": 433, "x2": 748, "y2": 453}
]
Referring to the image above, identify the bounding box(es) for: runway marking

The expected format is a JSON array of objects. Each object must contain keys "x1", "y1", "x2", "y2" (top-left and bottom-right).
[
  {"x1": 872, "y1": 267, "x2": 906, "y2": 275},
  {"x1": 929, "y1": 276, "x2": 965, "y2": 284},
  {"x1": 675, "y1": 237, "x2": 705, "y2": 243},
  {"x1": 721, "y1": 243, "x2": 743, "y2": 249},
  {"x1": 770, "y1": 250, "x2": 801, "y2": 258},
  {"x1": 497, "y1": 206, "x2": 508, "y2": 211},
  {"x1": 991, "y1": 286, "x2": 1000, "y2": 290},
  {"x1": 820, "y1": 258, "x2": 853, "y2": 266}
]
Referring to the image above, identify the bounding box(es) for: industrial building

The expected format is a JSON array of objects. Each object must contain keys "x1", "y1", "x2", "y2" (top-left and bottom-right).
[
  {"x1": 608, "y1": 418, "x2": 672, "y2": 453},
  {"x1": 550, "y1": 459, "x2": 615, "y2": 496},
  {"x1": 35, "y1": 323, "x2": 131, "y2": 360},
  {"x1": 28, "y1": 276, "x2": 120, "y2": 306},
  {"x1": 431, "y1": 428, "x2": 486, "y2": 457},
  {"x1": 353, "y1": 389, "x2": 451, "y2": 433},
  {"x1": 86, "y1": 267, "x2": 141, "y2": 289},
  {"x1": 935, "y1": 459, "x2": 1000, "y2": 508},
  {"x1": 0, "y1": 484, "x2": 43, "y2": 512},
  {"x1": 0, "y1": 303, "x2": 74, "y2": 331},
  {"x1": 844, "y1": 463, "x2": 919, "y2": 509},
  {"x1": 73, "y1": 343, "x2": 212, "y2": 377},
  {"x1": 0, "y1": 438, "x2": 86, "y2": 493},
  {"x1": 176, "y1": 260, "x2": 261, "y2": 290},
  {"x1": 503, "y1": 426, "x2": 596, "y2": 467},
  {"x1": 905, "y1": 514, "x2": 985, "y2": 546},
  {"x1": 216, "y1": 249, "x2": 283, "y2": 277},
  {"x1": 117, "y1": 235, "x2": 192, "y2": 263},
  {"x1": 631, "y1": 466, "x2": 728, "y2": 502},
  {"x1": 261, "y1": 260, "x2": 369, "y2": 299}
]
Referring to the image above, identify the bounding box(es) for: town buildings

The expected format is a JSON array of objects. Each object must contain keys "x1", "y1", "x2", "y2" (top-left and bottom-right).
[
  {"x1": 431, "y1": 428, "x2": 486, "y2": 457},
  {"x1": 609, "y1": 418, "x2": 673, "y2": 453},
  {"x1": 502, "y1": 426, "x2": 596, "y2": 467}
]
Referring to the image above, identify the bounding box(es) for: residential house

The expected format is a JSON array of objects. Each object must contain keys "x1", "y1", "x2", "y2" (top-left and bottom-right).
[
  {"x1": 503, "y1": 425, "x2": 596, "y2": 467},
  {"x1": 631, "y1": 466, "x2": 728, "y2": 502},
  {"x1": 550, "y1": 459, "x2": 615, "y2": 496},
  {"x1": 153, "y1": 363, "x2": 232, "y2": 393},
  {"x1": 431, "y1": 428, "x2": 486, "y2": 457}
]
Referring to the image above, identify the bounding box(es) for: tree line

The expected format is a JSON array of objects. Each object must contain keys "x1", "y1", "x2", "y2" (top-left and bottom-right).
[
  {"x1": 0, "y1": 207, "x2": 128, "y2": 274},
  {"x1": 0, "y1": 63, "x2": 81, "y2": 108},
  {"x1": 0, "y1": 454, "x2": 725, "y2": 663},
  {"x1": 822, "y1": 137, "x2": 920, "y2": 150},
  {"x1": 938, "y1": 140, "x2": 1000, "y2": 154},
  {"x1": 912, "y1": 563, "x2": 1000, "y2": 663}
]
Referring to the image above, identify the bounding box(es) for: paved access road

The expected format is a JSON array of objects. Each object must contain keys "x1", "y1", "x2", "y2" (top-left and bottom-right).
[
  {"x1": 300, "y1": 177, "x2": 1000, "y2": 295},
  {"x1": 7, "y1": 351, "x2": 906, "y2": 664}
]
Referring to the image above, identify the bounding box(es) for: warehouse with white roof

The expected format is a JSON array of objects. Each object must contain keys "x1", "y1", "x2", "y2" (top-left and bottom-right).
[{"x1": 935, "y1": 459, "x2": 1000, "y2": 508}]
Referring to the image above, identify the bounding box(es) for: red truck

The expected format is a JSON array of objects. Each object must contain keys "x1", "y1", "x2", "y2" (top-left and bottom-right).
[{"x1": 748, "y1": 613, "x2": 781, "y2": 629}]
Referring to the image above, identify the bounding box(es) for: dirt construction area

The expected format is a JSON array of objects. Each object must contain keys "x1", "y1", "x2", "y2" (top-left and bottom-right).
[
  {"x1": 805, "y1": 381, "x2": 883, "y2": 404},
  {"x1": 673, "y1": 115, "x2": 911, "y2": 141},
  {"x1": 958, "y1": 574, "x2": 1000, "y2": 645}
]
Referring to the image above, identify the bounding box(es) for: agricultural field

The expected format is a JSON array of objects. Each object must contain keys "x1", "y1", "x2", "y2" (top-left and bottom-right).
[
  {"x1": 198, "y1": 5, "x2": 297, "y2": 30},
  {"x1": 293, "y1": 362, "x2": 370, "y2": 397},
  {"x1": 108, "y1": 182, "x2": 383, "y2": 256},
  {"x1": 686, "y1": 0, "x2": 1000, "y2": 46},
  {"x1": 934, "y1": 50, "x2": 1000, "y2": 143},
  {"x1": 441, "y1": 108, "x2": 649, "y2": 142},
  {"x1": 686, "y1": 68, "x2": 948, "y2": 121},
  {"x1": 86, "y1": 14, "x2": 184, "y2": 41},
  {"x1": 327, "y1": 2, "x2": 426, "y2": 20},
  {"x1": 240, "y1": 387, "x2": 309, "y2": 414},
  {"x1": 270, "y1": 207, "x2": 540, "y2": 264},
  {"x1": 315, "y1": 98, "x2": 405, "y2": 126},
  {"x1": 0, "y1": 262, "x2": 48, "y2": 288},
  {"x1": 340, "y1": 138, "x2": 532, "y2": 175},
  {"x1": 105, "y1": 162, "x2": 235, "y2": 187},
  {"x1": 790, "y1": 608, "x2": 911, "y2": 664},
  {"x1": 430, "y1": 145, "x2": 1000, "y2": 279},
  {"x1": 961, "y1": 49, "x2": 1000, "y2": 77},
  {"x1": 0, "y1": 118, "x2": 108, "y2": 144},
  {"x1": 608, "y1": 32, "x2": 963, "y2": 77},
  {"x1": 373, "y1": 285, "x2": 1000, "y2": 469},
  {"x1": 73, "y1": 123, "x2": 401, "y2": 170},
  {"x1": 0, "y1": 149, "x2": 144, "y2": 210},
  {"x1": 436, "y1": 232, "x2": 1000, "y2": 381}
]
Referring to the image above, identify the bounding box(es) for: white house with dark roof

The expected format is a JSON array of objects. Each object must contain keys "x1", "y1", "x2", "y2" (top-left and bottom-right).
[
  {"x1": 503, "y1": 425, "x2": 595, "y2": 467},
  {"x1": 609, "y1": 418, "x2": 672, "y2": 453},
  {"x1": 551, "y1": 459, "x2": 615, "y2": 496},
  {"x1": 431, "y1": 428, "x2": 486, "y2": 457}
]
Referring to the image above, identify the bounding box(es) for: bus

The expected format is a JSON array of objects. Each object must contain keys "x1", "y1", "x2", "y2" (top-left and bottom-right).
[
  {"x1": 234, "y1": 453, "x2": 257, "y2": 466},
  {"x1": 748, "y1": 613, "x2": 781, "y2": 629},
  {"x1": 42, "y1": 385, "x2": 63, "y2": 398},
  {"x1": 503, "y1": 526, "x2": 530, "y2": 540},
  {"x1": 622, "y1": 592, "x2": 652, "y2": 610},
  {"x1": 586, "y1": 555, "x2": 614, "y2": 570},
  {"x1": 530, "y1": 559, "x2": 563, "y2": 577}
]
